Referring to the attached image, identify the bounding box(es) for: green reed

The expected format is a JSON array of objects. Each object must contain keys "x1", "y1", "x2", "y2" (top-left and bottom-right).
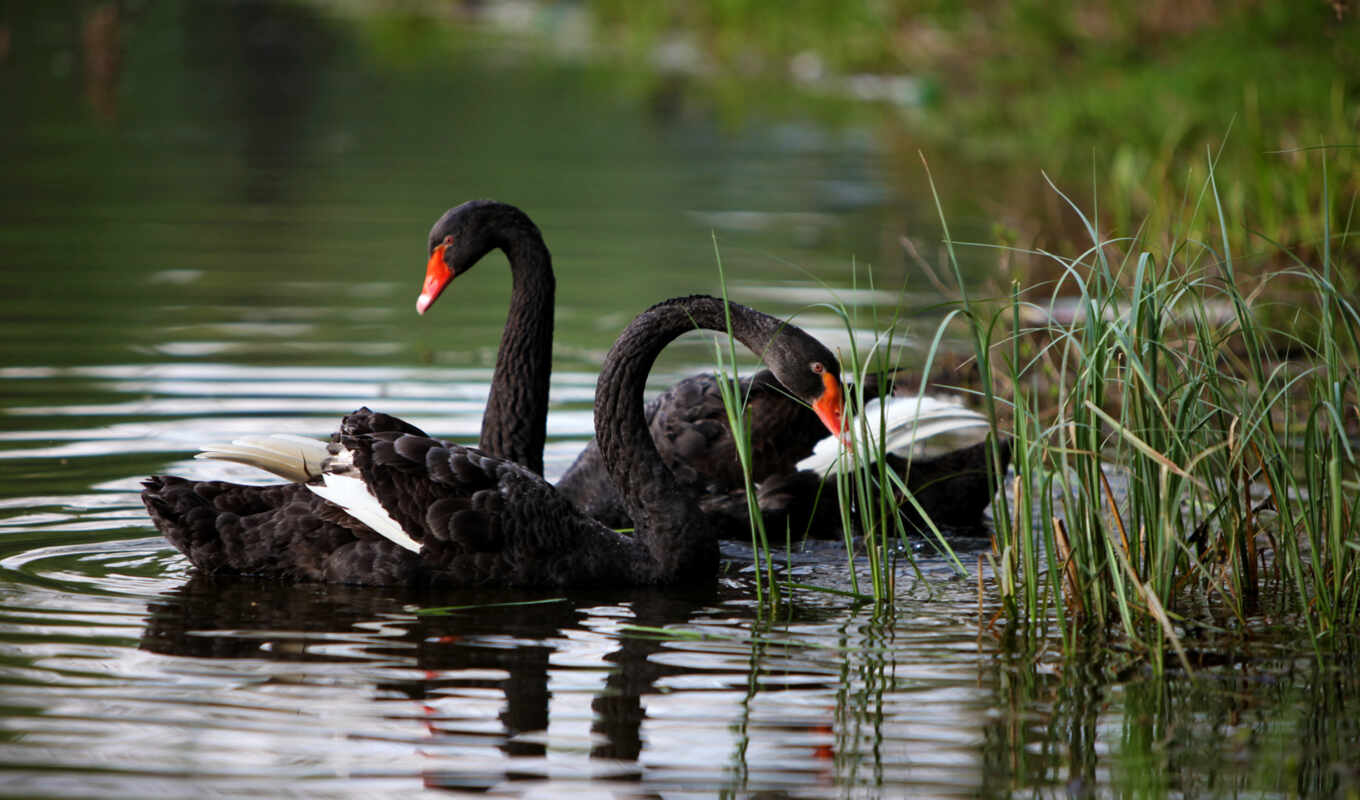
[
  {"x1": 709, "y1": 249, "x2": 975, "y2": 604},
  {"x1": 928, "y1": 152, "x2": 1359, "y2": 660},
  {"x1": 709, "y1": 237, "x2": 779, "y2": 606},
  {"x1": 818, "y1": 294, "x2": 971, "y2": 603}
]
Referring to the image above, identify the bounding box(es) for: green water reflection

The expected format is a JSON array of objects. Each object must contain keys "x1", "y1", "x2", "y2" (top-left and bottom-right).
[
  {"x1": 3, "y1": 0, "x2": 981, "y2": 375},
  {"x1": 983, "y1": 644, "x2": 1360, "y2": 797}
]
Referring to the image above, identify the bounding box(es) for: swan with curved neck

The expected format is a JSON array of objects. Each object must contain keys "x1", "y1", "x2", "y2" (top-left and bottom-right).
[
  {"x1": 419, "y1": 200, "x2": 554, "y2": 476},
  {"x1": 141, "y1": 295, "x2": 844, "y2": 586}
]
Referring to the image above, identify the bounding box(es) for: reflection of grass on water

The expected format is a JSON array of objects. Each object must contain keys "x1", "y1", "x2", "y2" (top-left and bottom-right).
[
  {"x1": 932, "y1": 153, "x2": 1359, "y2": 668},
  {"x1": 983, "y1": 640, "x2": 1360, "y2": 796},
  {"x1": 415, "y1": 597, "x2": 569, "y2": 615}
]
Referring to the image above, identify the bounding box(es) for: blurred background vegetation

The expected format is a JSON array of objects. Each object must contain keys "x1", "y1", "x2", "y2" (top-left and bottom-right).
[
  {"x1": 4, "y1": 0, "x2": 1354, "y2": 290},
  {"x1": 586, "y1": 0, "x2": 1357, "y2": 279}
]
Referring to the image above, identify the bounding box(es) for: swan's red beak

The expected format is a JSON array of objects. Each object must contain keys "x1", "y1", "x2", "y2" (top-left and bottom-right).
[
  {"x1": 417, "y1": 243, "x2": 453, "y2": 315},
  {"x1": 811, "y1": 371, "x2": 845, "y2": 440}
]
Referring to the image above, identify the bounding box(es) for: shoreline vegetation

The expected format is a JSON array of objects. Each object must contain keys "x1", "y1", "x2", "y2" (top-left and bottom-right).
[
  {"x1": 719, "y1": 156, "x2": 1357, "y2": 669},
  {"x1": 952, "y1": 162, "x2": 1358, "y2": 667},
  {"x1": 567, "y1": 2, "x2": 1358, "y2": 661}
]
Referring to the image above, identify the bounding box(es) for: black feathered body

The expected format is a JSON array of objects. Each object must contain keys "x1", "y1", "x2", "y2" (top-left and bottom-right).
[
  {"x1": 144, "y1": 409, "x2": 643, "y2": 588},
  {"x1": 557, "y1": 371, "x2": 832, "y2": 530},
  {"x1": 141, "y1": 478, "x2": 397, "y2": 582}
]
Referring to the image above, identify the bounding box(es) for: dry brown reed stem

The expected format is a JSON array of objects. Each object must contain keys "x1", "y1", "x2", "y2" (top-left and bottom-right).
[
  {"x1": 1007, "y1": 467, "x2": 1024, "y2": 598},
  {"x1": 1052, "y1": 517, "x2": 1082, "y2": 615},
  {"x1": 1098, "y1": 466, "x2": 1132, "y2": 572},
  {"x1": 1115, "y1": 551, "x2": 1193, "y2": 673},
  {"x1": 1249, "y1": 441, "x2": 1284, "y2": 576},
  {"x1": 977, "y1": 553, "x2": 986, "y2": 635},
  {"x1": 1241, "y1": 453, "x2": 1260, "y2": 605},
  {"x1": 898, "y1": 234, "x2": 958, "y2": 300}
]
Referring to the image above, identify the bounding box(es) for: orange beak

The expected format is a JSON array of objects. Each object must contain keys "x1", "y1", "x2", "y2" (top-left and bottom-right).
[
  {"x1": 811, "y1": 371, "x2": 845, "y2": 440},
  {"x1": 416, "y1": 243, "x2": 453, "y2": 315}
]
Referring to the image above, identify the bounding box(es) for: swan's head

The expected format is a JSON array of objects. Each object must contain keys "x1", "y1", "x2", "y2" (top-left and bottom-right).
[
  {"x1": 807, "y1": 360, "x2": 846, "y2": 438},
  {"x1": 417, "y1": 200, "x2": 540, "y2": 315},
  {"x1": 766, "y1": 332, "x2": 845, "y2": 439}
]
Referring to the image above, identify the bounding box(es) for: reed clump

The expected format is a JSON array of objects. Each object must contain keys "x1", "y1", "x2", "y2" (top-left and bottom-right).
[
  {"x1": 710, "y1": 256, "x2": 979, "y2": 606},
  {"x1": 931, "y1": 156, "x2": 1359, "y2": 665},
  {"x1": 712, "y1": 155, "x2": 1357, "y2": 654}
]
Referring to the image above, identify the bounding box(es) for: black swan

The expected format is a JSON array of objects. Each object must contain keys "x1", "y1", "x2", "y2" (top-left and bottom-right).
[
  {"x1": 418, "y1": 200, "x2": 554, "y2": 476},
  {"x1": 141, "y1": 295, "x2": 846, "y2": 587},
  {"x1": 417, "y1": 200, "x2": 1005, "y2": 535},
  {"x1": 416, "y1": 200, "x2": 845, "y2": 486}
]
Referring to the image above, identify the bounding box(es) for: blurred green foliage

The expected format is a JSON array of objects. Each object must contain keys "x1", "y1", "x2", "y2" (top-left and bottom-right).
[{"x1": 590, "y1": 1, "x2": 1359, "y2": 276}]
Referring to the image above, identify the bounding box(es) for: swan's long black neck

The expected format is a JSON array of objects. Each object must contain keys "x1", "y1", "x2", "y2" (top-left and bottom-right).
[
  {"x1": 595, "y1": 295, "x2": 791, "y2": 581},
  {"x1": 481, "y1": 225, "x2": 554, "y2": 476}
]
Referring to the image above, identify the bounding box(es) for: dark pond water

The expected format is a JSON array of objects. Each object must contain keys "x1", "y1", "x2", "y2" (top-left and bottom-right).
[{"x1": 2, "y1": 2, "x2": 1357, "y2": 797}]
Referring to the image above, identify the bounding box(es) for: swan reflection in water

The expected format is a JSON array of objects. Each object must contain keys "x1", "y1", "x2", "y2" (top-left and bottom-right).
[{"x1": 138, "y1": 575, "x2": 731, "y2": 785}]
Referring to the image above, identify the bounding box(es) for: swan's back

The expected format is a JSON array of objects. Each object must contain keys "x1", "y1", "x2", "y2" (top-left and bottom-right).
[{"x1": 144, "y1": 408, "x2": 639, "y2": 588}]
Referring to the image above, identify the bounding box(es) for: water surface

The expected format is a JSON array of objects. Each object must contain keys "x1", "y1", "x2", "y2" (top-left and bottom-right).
[{"x1": 1, "y1": 2, "x2": 1355, "y2": 797}]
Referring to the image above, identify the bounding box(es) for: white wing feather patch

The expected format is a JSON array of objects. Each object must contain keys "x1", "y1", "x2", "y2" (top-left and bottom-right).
[
  {"x1": 307, "y1": 473, "x2": 422, "y2": 553},
  {"x1": 797, "y1": 395, "x2": 991, "y2": 475}
]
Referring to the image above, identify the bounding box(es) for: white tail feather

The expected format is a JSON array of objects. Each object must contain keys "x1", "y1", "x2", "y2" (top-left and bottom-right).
[
  {"x1": 196, "y1": 436, "x2": 422, "y2": 553},
  {"x1": 196, "y1": 434, "x2": 332, "y2": 483},
  {"x1": 306, "y1": 473, "x2": 422, "y2": 553},
  {"x1": 797, "y1": 396, "x2": 991, "y2": 475}
]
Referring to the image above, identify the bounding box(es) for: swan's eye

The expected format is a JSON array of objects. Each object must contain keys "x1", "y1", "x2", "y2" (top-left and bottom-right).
[
  {"x1": 443, "y1": 235, "x2": 455, "y2": 247},
  {"x1": 810, "y1": 362, "x2": 825, "y2": 374}
]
